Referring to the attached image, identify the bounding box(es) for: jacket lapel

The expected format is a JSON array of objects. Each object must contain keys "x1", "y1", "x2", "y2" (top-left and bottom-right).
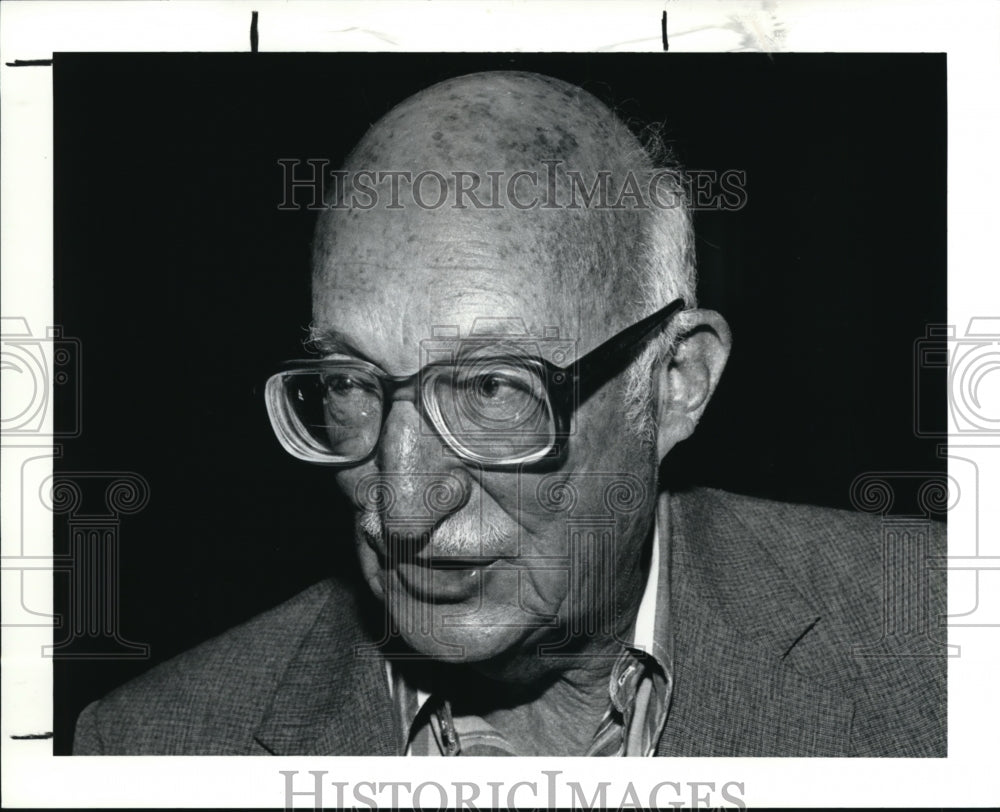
[
  {"x1": 253, "y1": 584, "x2": 397, "y2": 755},
  {"x1": 658, "y1": 489, "x2": 857, "y2": 756}
]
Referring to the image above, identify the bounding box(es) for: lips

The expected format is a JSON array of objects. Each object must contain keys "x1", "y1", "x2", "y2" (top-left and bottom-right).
[
  {"x1": 421, "y1": 556, "x2": 499, "y2": 569},
  {"x1": 391, "y1": 556, "x2": 499, "y2": 602}
]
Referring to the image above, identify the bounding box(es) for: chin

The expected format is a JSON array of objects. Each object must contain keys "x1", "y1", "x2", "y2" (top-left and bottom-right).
[{"x1": 390, "y1": 601, "x2": 539, "y2": 665}]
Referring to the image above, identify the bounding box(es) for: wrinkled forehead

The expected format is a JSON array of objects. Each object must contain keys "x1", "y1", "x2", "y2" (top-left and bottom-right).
[{"x1": 311, "y1": 206, "x2": 613, "y2": 373}]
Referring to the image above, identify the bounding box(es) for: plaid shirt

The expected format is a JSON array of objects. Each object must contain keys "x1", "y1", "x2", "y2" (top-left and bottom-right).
[{"x1": 387, "y1": 526, "x2": 673, "y2": 756}]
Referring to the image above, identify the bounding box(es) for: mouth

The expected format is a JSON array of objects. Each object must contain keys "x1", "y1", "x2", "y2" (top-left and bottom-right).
[
  {"x1": 389, "y1": 555, "x2": 501, "y2": 603},
  {"x1": 359, "y1": 522, "x2": 510, "y2": 602},
  {"x1": 419, "y1": 556, "x2": 500, "y2": 569}
]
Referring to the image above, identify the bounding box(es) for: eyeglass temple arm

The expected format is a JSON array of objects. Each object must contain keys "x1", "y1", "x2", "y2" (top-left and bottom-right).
[{"x1": 565, "y1": 297, "x2": 686, "y2": 398}]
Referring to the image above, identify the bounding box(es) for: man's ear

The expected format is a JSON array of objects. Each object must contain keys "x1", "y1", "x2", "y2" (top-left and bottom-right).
[{"x1": 655, "y1": 309, "x2": 731, "y2": 461}]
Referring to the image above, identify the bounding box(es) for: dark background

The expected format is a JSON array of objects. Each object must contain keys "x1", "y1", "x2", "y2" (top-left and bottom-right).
[{"x1": 53, "y1": 52, "x2": 946, "y2": 752}]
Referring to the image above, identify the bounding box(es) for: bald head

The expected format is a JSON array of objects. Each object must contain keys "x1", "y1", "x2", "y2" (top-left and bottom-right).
[
  {"x1": 342, "y1": 71, "x2": 642, "y2": 175},
  {"x1": 311, "y1": 71, "x2": 693, "y2": 374}
]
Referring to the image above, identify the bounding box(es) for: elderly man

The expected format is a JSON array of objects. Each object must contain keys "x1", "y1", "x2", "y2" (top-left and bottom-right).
[{"x1": 74, "y1": 71, "x2": 945, "y2": 757}]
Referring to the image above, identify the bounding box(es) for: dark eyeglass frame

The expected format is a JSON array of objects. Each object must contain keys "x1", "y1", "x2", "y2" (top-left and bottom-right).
[{"x1": 266, "y1": 297, "x2": 685, "y2": 467}]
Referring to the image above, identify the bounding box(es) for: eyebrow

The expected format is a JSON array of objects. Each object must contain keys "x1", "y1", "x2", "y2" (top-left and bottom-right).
[
  {"x1": 305, "y1": 327, "x2": 562, "y2": 372},
  {"x1": 306, "y1": 328, "x2": 382, "y2": 366}
]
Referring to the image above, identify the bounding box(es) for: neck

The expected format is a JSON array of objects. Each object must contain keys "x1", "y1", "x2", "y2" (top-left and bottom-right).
[{"x1": 452, "y1": 634, "x2": 625, "y2": 755}]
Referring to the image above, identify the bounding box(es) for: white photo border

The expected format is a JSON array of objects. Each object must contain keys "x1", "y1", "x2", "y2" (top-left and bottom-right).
[{"x1": 2, "y1": 1, "x2": 999, "y2": 808}]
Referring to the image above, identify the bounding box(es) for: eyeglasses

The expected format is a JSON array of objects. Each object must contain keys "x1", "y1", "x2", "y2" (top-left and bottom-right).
[{"x1": 265, "y1": 298, "x2": 685, "y2": 467}]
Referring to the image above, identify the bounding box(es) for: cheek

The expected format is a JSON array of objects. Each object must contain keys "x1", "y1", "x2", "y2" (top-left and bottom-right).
[
  {"x1": 333, "y1": 467, "x2": 358, "y2": 499},
  {"x1": 502, "y1": 391, "x2": 658, "y2": 625},
  {"x1": 571, "y1": 381, "x2": 651, "y2": 467},
  {"x1": 503, "y1": 565, "x2": 570, "y2": 617},
  {"x1": 503, "y1": 518, "x2": 653, "y2": 635},
  {"x1": 334, "y1": 465, "x2": 380, "y2": 512},
  {"x1": 487, "y1": 487, "x2": 655, "y2": 620},
  {"x1": 472, "y1": 382, "x2": 657, "y2": 544}
]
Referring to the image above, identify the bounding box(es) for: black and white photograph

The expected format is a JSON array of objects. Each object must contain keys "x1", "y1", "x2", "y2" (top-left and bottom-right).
[
  {"x1": 55, "y1": 50, "x2": 948, "y2": 757},
  {"x1": 2, "y1": 2, "x2": 998, "y2": 809}
]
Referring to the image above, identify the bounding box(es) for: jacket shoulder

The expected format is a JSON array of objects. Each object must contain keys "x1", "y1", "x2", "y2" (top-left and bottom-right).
[
  {"x1": 74, "y1": 579, "x2": 347, "y2": 754},
  {"x1": 675, "y1": 487, "x2": 947, "y2": 756},
  {"x1": 679, "y1": 486, "x2": 946, "y2": 615}
]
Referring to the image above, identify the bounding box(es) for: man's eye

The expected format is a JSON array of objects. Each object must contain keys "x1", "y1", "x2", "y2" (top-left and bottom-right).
[
  {"x1": 324, "y1": 374, "x2": 374, "y2": 396},
  {"x1": 472, "y1": 373, "x2": 524, "y2": 400}
]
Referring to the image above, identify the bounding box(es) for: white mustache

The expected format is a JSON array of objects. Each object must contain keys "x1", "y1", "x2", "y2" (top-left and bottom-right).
[{"x1": 359, "y1": 508, "x2": 510, "y2": 554}]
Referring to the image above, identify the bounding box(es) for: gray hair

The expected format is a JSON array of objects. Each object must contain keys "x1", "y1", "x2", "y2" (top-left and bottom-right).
[{"x1": 620, "y1": 129, "x2": 698, "y2": 447}]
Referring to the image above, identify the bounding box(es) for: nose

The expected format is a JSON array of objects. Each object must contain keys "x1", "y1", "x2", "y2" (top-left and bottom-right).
[{"x1": 359, "y1": 400, "x2": 472, "y2": 539}]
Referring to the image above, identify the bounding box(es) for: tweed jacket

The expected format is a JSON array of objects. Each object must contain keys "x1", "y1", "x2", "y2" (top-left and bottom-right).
[{"x1": 73, "y1": 487, "x2": 947, "y2": 756}]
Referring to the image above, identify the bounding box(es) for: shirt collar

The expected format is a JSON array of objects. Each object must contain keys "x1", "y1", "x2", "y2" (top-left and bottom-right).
[
  {"x1": 628, "y1": 522, "x2": 673, "y2": 676},
  {"x1": 633, "y1": 523, "x2": 661, "y2": 650}
]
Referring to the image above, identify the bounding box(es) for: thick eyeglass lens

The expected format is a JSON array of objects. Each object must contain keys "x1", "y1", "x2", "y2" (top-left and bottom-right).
[
  {"x1": 284, "y1": 368, "x2": 383, "y2": 460},
  {"x1": 426, "y1": 360, "x2": 556, "y2": 460}
]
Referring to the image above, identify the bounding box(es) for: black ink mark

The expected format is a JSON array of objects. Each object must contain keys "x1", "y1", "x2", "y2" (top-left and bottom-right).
[
  {"x1": 661, "y1": 11, "x2": 668, "y2": 51},
  {"x1": 782, "y1": 617, "x2": 820, "y2": 659},
  {"x1": 5, "y1": 59, "x2": 53, "y2": 67},
  {"x1": 250, "y1": 11, "x2": 259, "y2": 53},
  {"x1": 11, "y1": 731, "x2": 54, "y2": 740}
]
